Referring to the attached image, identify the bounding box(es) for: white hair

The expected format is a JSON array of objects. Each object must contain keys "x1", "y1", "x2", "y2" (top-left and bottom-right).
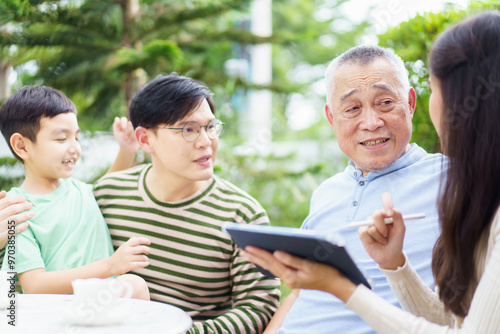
[{"x1": 324, "y1": 45, "x2": 410, "y2": 108}]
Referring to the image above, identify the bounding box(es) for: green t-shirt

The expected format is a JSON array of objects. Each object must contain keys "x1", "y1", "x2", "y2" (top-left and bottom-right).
[{"x1": 2, "y1": 178, "x2": 114, "y2": 274}]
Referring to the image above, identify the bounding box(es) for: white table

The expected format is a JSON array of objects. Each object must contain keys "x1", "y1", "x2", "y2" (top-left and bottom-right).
[{"x1": 0, "y1": 294, "x2": 192, "y2": 334}]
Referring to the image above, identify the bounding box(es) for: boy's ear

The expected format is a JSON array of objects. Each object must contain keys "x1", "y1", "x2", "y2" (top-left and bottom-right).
[
  {"x1": 10, "y1": 133, "x2": 31, "y2": 160},
  {"x1": 135, "y1": 127, "x2": 154, "y2": 154}
]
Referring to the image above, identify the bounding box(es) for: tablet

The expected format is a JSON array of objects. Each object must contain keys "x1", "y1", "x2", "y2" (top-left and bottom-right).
[{"x1": 223, "y1": 223, "x2": 371, "y2": 289}]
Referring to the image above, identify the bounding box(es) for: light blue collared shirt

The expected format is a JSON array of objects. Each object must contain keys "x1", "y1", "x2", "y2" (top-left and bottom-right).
[{"x1": 279, "y1": 143, "x2": 446, "y2": 334}]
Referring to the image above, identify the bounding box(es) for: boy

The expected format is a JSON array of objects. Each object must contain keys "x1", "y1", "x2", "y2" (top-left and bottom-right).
[
  {"x1": 0, "y1": 85, "x2": 150, "y2": 299},
  {"x1": 94, "y1": 74, "x2": 280, "y2": 333}
]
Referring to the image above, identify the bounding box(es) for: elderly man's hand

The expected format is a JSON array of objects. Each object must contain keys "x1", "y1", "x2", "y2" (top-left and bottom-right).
[{"x1": 0, "y1": 190, "x2": 34, "y2": 249}]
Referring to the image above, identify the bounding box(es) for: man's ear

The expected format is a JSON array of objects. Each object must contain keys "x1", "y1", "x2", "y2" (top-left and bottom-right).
[
  {"x1": 135, "y1": 127, "x2": 154, "y2": 154},
  {"x1": 408, "y1": 87, "x2": 417, "y2": 118},
  {"x1": 10, "y1": 133, "x2": 30, "y2": 160},
  {"x1": 325, "y1": 104, "x2": 335, "y2": 127}
]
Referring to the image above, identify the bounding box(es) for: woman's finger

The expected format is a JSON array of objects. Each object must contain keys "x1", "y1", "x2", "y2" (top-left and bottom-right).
[
  {"x1": 381, "y1": 193, "x2": 394, "y2": 216},
  {"x1": 0, "y1": 196, "x2": 30, "y2": 215},
  {"x1": 366, "y1": 225, "x2": 388, "y2": 244},
  {"x1": 243, "y1": 246, "x2": 289, "y2": 277},
  {"x1": 372, "y1": 209, "x2": 389, "y2": 239},
  {"x1": 273, "y1": 251, "x2": 310, "y2": 270}
]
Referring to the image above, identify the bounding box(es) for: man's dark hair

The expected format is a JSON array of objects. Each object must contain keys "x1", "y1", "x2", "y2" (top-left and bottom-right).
[
  {"x1": 129, "y1": 74, "x2": 215, "y2": 129},
  {"x1": 0, "y1": 85, "x2": 77, "y2": 161}
]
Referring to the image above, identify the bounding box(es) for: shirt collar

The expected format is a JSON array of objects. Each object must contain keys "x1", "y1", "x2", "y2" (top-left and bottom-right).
[{"x1": 346, "y1": 143, "x2": 426, "y2": 180}]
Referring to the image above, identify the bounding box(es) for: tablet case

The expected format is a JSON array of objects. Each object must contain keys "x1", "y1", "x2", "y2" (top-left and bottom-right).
[{"x1": 223, "y1": 223, "x2": 371, "y2": 289}]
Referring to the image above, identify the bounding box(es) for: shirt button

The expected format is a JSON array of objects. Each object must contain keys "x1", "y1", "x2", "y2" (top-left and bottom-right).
[
  {"x1": 359, "y1": 181, "x2": 365, "y2": 186},
  {"x1": 353, "y1": 172, "x2": 357, "y2": 177},
  {"x1": 353, "y1": 201, "x2": 358, "y2": 206}
]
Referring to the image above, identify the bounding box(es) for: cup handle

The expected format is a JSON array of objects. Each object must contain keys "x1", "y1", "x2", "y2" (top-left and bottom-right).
[{"x1": 120, "y1": 280, "x2": 134, "y2": 298}]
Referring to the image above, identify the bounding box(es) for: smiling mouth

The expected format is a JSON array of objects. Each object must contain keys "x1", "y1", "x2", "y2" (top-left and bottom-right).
[
  {"x1": 63, "y1": 159, "x2": 75, "y2": 165},
  {"x1": 194, "y1": 157, "x2": 210, "y2": 162},
  {"x1": 361, "y1": 138, "x2": 389, "y2": 146}
]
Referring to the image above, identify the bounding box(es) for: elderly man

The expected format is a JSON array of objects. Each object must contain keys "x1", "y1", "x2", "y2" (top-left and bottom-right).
[{"x1": 263, "y1": 45, "x2": 444, "y2": 334}]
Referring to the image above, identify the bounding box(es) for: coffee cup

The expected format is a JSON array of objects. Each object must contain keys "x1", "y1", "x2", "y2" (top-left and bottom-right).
[{"x1": 68, "y1": 278, "x2": 133, "y2": 326}]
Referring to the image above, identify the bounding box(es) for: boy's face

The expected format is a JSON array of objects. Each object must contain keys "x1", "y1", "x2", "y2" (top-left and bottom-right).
[
  {"x1": 147, "y1": 98, "x2": 219, "y2": 185},
  {"x1": 24, "y1": 113, "x2": 81, "y2": 182}
]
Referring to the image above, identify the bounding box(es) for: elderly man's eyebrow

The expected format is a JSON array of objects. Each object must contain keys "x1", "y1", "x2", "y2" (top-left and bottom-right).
[
  {"x1": 340, "y1": 89, "x2": 359, "y2": 102},
  {"x1": 339, "y1": 84, "x2": 398, "y2": 103},
  {"x1": 372, "y1": 83, "x2": 397, "y2": 94}
]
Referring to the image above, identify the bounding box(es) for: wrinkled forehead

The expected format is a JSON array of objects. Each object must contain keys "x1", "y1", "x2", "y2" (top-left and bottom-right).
[{"x1": 330, "y1": 59, "x2": 406, "y2": 100}]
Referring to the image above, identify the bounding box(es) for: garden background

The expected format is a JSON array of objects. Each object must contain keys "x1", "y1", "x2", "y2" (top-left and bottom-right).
[{"x1": 0, "y1": 0, "x2": 497, "y2": 275}]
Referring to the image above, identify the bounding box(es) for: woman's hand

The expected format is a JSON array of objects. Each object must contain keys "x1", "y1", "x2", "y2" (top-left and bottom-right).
[
  {"x1": 243, "y1": 247, "x2": 357, "y2": 302},
  {"x1": 0, "y1": 191, "x2": 33, "y2": 249},
  {"x1": 358, "y1": 193, "x2": 406, "y2": 270}
]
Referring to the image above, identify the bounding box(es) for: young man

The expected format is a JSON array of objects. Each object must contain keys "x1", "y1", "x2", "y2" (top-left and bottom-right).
[
  {"x1": 94, "y1": 74, "x2": 281, "y2": 333},
  {"x1": 0, "y1": 86, "x2": 150, "y2": 298}
]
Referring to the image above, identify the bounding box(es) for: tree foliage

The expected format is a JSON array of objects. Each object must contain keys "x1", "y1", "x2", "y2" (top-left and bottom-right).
[
  {"x1": 0, "y1": 0, "x2": 276, "y2": 130},
  {"x1": 378, "y1": 0, "x2": 500, "y2": 153},
  {"x1": 0, "y1": 0, "x2": 370, "y2": 134},
  {"x1": 0, "y1": 0, "x2": 365, "y2": 229}
]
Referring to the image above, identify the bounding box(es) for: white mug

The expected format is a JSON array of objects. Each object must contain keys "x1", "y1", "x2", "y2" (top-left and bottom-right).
[
  {"x1": 70, "y1": 278, "x2": 133, "y2": 325},
  {"x1": 0, "y1": 271, "x2": 15, "y2": 310}
]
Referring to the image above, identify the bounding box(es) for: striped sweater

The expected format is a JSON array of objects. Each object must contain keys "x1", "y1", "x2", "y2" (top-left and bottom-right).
[{"x1": 94, "y1": 164, "x2": 280, "y2": 334}]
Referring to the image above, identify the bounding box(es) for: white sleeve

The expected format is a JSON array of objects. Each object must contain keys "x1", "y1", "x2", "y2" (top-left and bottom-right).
[
  {"x1": 345, "y1": 212, "x2": 500, "y2": 334},
  {"x1": 381, "y1": 254, "x2": 453, "y2": 326}
]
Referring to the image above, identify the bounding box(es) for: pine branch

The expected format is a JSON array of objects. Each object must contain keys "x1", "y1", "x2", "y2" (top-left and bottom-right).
[
  {"x1": 0, "y1": 24, "x2": 118, "y2": 49},
  {"x1": 145, "y1": 0, "x2": 250, "y2": 33}
]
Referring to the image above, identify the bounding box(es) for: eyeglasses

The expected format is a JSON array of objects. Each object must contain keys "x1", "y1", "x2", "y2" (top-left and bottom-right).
[{"x1": 154, "y1": 119, "x2": 225, "y2": 142}]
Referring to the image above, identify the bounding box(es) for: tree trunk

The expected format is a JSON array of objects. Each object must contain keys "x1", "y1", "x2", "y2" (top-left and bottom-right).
[
  {"x1": 120, "y1": 0, "x2": 140, "y2": 114},
  {"x1": 0, "y1": 61, "x2": 12, "y2": 100}
]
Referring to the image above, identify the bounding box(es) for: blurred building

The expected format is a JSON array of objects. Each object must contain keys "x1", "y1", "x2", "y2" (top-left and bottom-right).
[{"x1": 225, "y1": 0, "x2": 273, "y2": 152}]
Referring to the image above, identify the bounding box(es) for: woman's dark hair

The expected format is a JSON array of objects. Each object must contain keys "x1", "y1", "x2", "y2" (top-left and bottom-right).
[
  {"x1": 129, "y1": 74, "x2": 214, "y2": 129},
  {"x1": 430, "y1": 11, "x2": 500, "y2": 317}
]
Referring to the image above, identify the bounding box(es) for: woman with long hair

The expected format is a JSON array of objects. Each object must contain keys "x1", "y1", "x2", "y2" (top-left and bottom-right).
[{"x1": 244, "y1": 11, "x2": 500, "y2": 333}]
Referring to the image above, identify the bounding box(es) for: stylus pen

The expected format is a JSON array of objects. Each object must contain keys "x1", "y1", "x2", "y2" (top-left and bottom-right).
[{"x1": 345, "y1": 213, "x2": 426, "y2": 228}]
